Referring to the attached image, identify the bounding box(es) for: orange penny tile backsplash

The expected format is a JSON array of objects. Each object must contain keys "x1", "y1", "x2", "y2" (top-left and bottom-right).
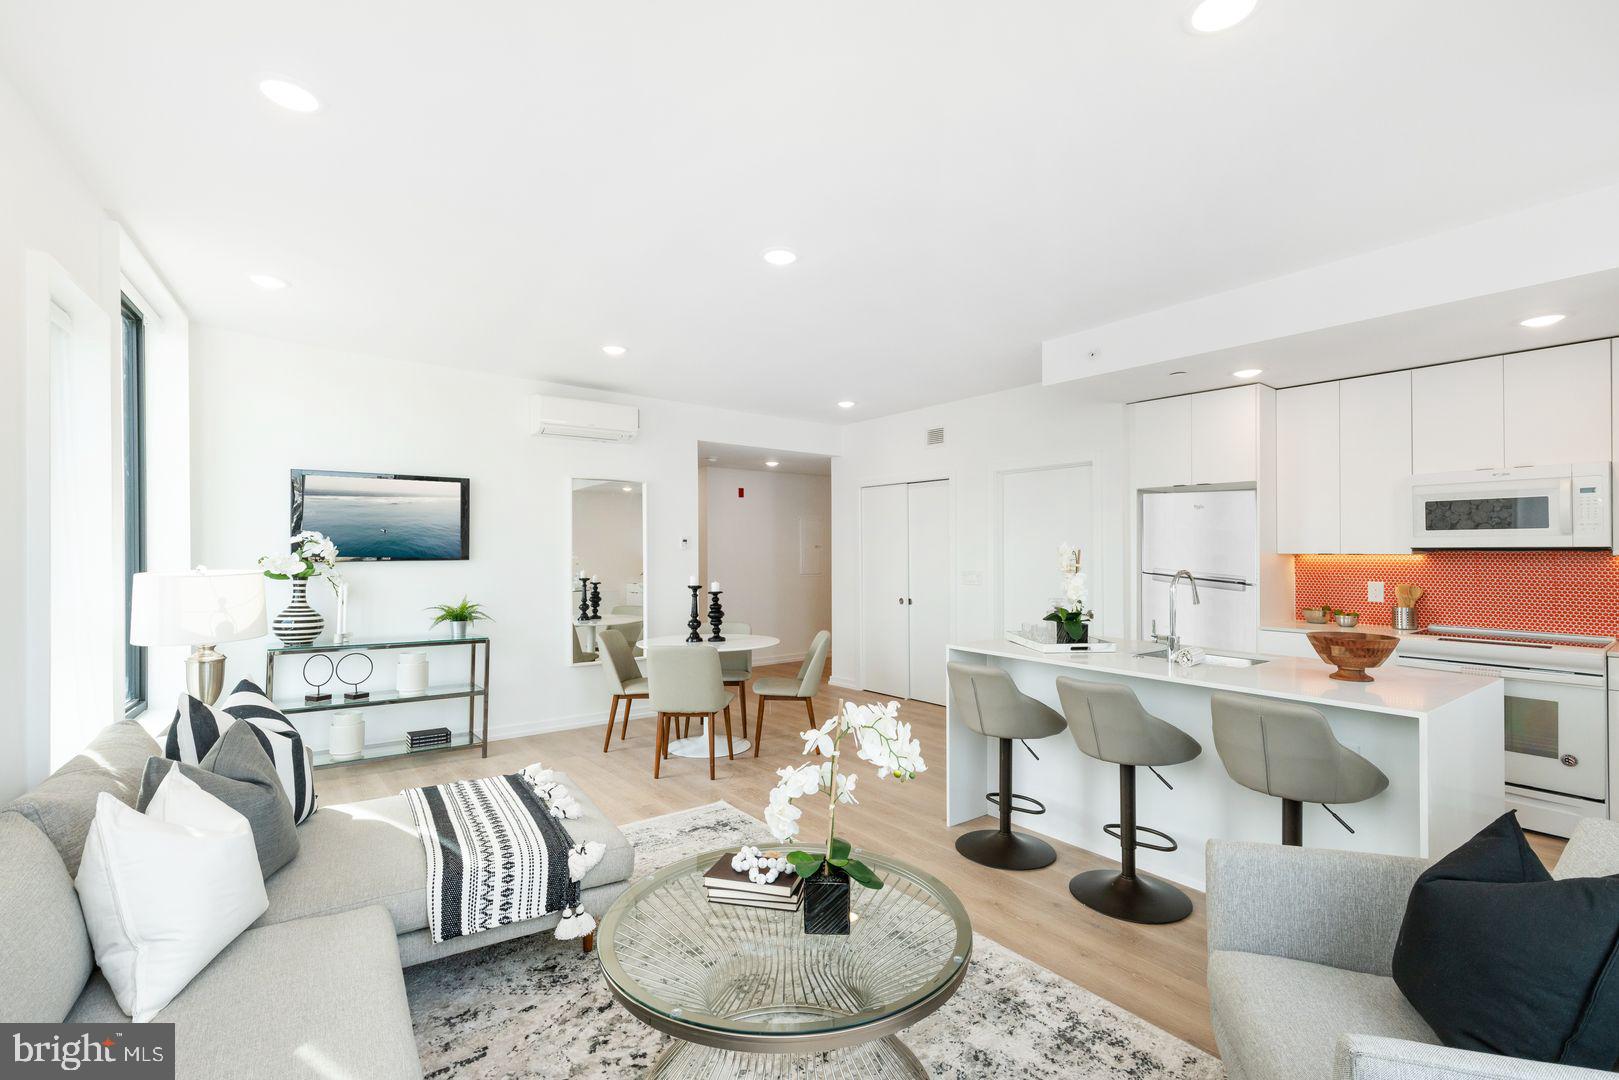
[{"x1": 1293, "y1": 551, "x2": 1619, "y2": 638}]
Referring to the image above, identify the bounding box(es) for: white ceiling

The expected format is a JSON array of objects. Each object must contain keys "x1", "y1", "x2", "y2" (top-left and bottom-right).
[
  {"x1": 698, "y1": 442, "x2": 831, "y2": 476},
  {"x1": 5, "y1": 1, "x2": 1619, "y2": 421}
]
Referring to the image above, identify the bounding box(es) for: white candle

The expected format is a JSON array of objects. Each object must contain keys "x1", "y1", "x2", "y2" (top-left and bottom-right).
[
  {"x1": 710, "y1": 581, "x2": 721, "y2": 591},
  {"x1": 591, "y1": 576, "x2": 600, "y2": 584},
  {"x1": 689, "y1": 575, "x2": 698, "y2": 586}
]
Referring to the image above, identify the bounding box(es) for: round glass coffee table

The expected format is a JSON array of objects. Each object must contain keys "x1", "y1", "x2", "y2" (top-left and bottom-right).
[{"x1": 597, "y1": 850, "x2": 972, "y2": 1077}]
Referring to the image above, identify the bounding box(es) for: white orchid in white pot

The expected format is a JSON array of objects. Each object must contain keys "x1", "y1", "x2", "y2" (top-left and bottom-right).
[{"x1": 764, "y1": 699, "x2": 925, "y2": 934}]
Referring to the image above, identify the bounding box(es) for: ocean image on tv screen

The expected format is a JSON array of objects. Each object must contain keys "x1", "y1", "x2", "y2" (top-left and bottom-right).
[{"x1": 299, "y1": 474, "x2": 465, "y2": 560}]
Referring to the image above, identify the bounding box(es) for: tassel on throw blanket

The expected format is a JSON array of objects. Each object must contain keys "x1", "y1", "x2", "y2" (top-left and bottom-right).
[{"x1": 404, "y1": 764, "x2": 604, "y2": 944}]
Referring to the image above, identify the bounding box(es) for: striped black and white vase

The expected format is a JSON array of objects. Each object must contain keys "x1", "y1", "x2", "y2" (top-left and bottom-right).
[{"x1": 272, "y1": 579, "x2": 325, "y2": 646}]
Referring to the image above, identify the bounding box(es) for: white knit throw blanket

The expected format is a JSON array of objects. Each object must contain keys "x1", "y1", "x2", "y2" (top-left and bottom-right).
[{"x1": 403, "y1": 764, "x2": 606, "y2": 944}]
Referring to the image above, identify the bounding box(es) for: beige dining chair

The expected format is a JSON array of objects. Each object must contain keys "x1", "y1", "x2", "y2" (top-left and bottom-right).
[
  {"x1": 611, "y1": 605, "x2": 644, "y2": 658},
  {"x1": 646, "y1": 645, "x2": 735, "y2": 780},
  {"x1": 720, "y1": 621, "x2": 753, "y2": 722},
  {"x1": 597, "y1": 629, "x2": 649, "y2": 752},
  {"x1": 750, "y1": 630, "x2": 830, "y2": 757}
]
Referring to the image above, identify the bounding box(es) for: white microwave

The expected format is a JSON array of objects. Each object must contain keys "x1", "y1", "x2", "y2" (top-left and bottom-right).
[{"x1": 1409, "y1": 463, "x2": 1610, "y2": 549}]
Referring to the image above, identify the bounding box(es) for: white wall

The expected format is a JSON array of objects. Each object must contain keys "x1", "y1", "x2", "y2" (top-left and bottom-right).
[
  {"x1": 0, "y1": 70, "x2": 122, "y2": 799},
  {"x1": 188, "y1": 326, "x2": 841, "y2": 751},
  {"x1": 831, "y1": 382, "x2": 1127, "y2": 691},
  {"x1": 702, "y1": 467, "x2": 831, "y2": 664}
]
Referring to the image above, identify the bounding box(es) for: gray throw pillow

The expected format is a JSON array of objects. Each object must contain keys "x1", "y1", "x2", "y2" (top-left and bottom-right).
[
  {"x1": 5, "y1": 719, "x2": 161, "y2": 875},
  {"x1": 138, "y1": 722, "x2": 299, "y2": 878}
]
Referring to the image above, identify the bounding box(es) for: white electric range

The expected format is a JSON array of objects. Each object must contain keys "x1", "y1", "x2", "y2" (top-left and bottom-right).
[{"x1": 1396, "y1": 625, "x2": 1614, "y2": 837}]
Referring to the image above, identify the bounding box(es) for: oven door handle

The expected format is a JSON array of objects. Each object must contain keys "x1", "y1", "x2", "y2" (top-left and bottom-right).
[{"x1": 1396, "y1": 656, "x2": 1607, "y2": 688}]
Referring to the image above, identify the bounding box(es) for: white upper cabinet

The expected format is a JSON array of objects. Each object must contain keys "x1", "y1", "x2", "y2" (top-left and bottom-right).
[
  {"x1": 1503, "y1": 341, "x2": 1612, "y2": 468},
  {"x1": 1129, "y1": 386, "x2": 1259, "y2": 490},
  {"x1": 1411, "y1": 356, "x2": 1504, "y2": 474},
  {"x1": 1276, "y1": 382, "x2": 1341, "y2": 553},
  {"x1": 1129, "y1": 395, "x2": 1193, "y2": 489},
  {"x1": 1191, "y1": 386, "x2": 1259, "y2": 484},
  {"x1": 1338, "y1": 370, "x2": 1413, "y2": 554}
]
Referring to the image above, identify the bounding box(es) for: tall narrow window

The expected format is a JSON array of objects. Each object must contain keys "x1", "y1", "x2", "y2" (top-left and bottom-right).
[{"x1": 122, "y1": 296, "x2": 147, "y2": 715}]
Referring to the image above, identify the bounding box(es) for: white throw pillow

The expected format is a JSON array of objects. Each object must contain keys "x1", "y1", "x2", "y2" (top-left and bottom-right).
[{"x1": 74, "y1": 770, "x2": 268, "y2": 1022}]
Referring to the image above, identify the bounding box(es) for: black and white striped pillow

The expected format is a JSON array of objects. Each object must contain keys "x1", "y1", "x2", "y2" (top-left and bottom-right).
[{"x1": 165, "y1": 680, "x2": 316, "y2": 823}]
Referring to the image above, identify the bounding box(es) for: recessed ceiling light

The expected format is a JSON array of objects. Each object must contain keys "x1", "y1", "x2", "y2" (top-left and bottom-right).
[
  {"x1": 621, "y1": 485, "x2": 633, "y2": 493},
  {"x1": 1232, "y1": 368, "x2": 1263, "y2": 379},
  {"x1": 602, "y1": 344, "x2": 627, "y2": 357},
  {"x1": 837, "y1": 400, "x2": 855, "y2": 409},
  {"x1": 258, "y1": 78, "x2": 321, "y2": 113},
  {"x1": 1187, "y1": 0, "x2": 1258, "y2": 33},
  {"x1": 764, "y1": 460, "x2": 780, "y2": 468},
  {"x1": 247, "y1": 273, "x2": 289, "y2": 290},
  {"x1": 1169, "y1": 370, "x2": 1188, "y2": 376},
  {"x1": 1520, "y1": 313, "x2": 1566, "y2": 328},
  {"x1": 762, "y1": 249, "x2": 798, "y2": 267}
]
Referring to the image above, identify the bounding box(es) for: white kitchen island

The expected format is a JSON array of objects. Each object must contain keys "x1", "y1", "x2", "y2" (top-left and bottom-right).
[{"x1": 946, "y1": 639, "x2": 1504, "y2": 890}]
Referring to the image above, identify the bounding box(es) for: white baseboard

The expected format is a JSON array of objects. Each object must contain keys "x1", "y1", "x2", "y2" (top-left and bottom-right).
[
  {"x1": 828, "y1": 675, "x2": 860, "y2": 690},
  {"x1": 484, "y1": 702, "x2": 657, "y2": 744},
  {"x1": 756, "y1": 651, "x2": 806, "y2": 666}
]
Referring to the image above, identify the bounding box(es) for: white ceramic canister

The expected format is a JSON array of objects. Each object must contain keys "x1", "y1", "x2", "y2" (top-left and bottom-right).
[
  {"x1": 328, "y1": 712, "x2": 365, "y2": 761},
  {"x1": 397, "y1": 651, "x2": 429, "y2": 695}
]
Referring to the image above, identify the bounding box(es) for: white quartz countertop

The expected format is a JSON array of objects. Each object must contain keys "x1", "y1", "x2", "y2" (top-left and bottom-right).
[
  {"x1": 1262, "y1": 620, "x2": 1423, "y2": 639},
  {"x1": 950, "y1": 638, "x2": 1498, "y2": 718}
]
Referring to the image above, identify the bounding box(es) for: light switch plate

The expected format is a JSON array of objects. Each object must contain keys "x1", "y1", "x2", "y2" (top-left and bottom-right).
[{"x1": 1367, "y1": 581, "x2": 1384, "y2": 603}]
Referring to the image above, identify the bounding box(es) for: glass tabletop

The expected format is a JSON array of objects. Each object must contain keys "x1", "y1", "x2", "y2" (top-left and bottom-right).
[{"x1": 596, "y1": 850, "x2": 972, "y2": 1050}]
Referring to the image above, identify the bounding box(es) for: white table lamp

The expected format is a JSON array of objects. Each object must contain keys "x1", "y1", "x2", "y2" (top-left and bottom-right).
[{"x1": 130, "y1": 568, "x2": 267, "y2": 704}]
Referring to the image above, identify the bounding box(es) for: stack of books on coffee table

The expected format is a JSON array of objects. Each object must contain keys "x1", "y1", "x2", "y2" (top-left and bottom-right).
[
  {"x1": 703, "y1": 853, "x2": 804, "y2": 911},
  {"x1": 406, "y1": 726, "x2": 453, "y2": 752}
]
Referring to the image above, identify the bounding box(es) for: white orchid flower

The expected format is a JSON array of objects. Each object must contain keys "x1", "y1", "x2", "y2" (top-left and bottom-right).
[
  {"x1": 764, "y1": 797, "x2": 802, "y2": 842},
  {"x1": 261, "y1": 553, "x2": 307, "y2": 578},
  {"x1": 800, "y1": 714, "x2": 839, "y2": 756}
]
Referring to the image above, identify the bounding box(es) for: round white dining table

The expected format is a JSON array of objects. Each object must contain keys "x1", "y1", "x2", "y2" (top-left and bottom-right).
[{"x1": 636, "y1": 634, "x2": 780, "y2": 758}]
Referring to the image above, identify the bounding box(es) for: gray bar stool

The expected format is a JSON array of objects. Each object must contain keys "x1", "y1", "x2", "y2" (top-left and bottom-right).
[
  {"x1": 1055, "y1": 677, "x2": 1202, "y2": 924},
  {"x1": 946, "y1": 662, "x2": 1067, "y2": 870},
  {"x1": 1210, "y1": 691, "x2": 1389, "y2": 846}
]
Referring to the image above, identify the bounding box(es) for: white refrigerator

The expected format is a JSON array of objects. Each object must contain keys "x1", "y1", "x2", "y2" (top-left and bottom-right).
[{"x1": 1138, "y1": 489, "x2": 1258, "y2": 653}]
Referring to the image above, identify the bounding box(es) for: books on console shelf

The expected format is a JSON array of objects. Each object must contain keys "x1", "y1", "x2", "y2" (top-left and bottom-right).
[{"x1": 407, "y1": 726, "x2": 453, "y2": 749}]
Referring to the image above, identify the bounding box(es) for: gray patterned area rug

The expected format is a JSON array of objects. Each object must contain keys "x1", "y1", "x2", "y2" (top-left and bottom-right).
[{"x1": 407, "y1": 802, "x2": 1224, "y2": 1079}]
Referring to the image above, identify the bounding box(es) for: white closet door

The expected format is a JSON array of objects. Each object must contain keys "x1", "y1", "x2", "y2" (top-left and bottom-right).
[
  {"x1": 905, "y1": 480, "x2": 951, "y2": 706},
  {"x1": 860, "y1": 484, "x2": 911, "y2": 697}
]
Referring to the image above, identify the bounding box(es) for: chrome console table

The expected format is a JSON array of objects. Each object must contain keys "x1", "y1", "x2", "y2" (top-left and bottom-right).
[{"x1": 264, "y1": 634, "x2": 490, "y2": 768}]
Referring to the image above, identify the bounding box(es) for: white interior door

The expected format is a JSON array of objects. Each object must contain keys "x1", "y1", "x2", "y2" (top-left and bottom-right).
[
  {"x1": 906, "y1": 480, "x2": 951, "y2": 705},
  {"x1": 1001, "y1": 465, "x2": 1094, "y2": 634},
  {"x1": 860, "y1": 484, "x2": 911, "y2": 697}
]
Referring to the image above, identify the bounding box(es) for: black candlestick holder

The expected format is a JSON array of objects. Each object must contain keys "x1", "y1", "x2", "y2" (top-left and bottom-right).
[
  {"x1": 577, "y1": 576, "x2": 591, "y2": 622},
  {"x1": 686, "y1": 585, "x2": 703, "y2": 643},
  {"x1": 588, "y1": 580, "x2": 603, "y2": 621},
  {"x1": 707, "y1": 590, "x2": 725, "y2": 642}
]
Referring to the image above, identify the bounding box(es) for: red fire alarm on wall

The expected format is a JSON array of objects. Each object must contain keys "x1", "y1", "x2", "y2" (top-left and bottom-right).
[{"x1": 738, "y1": 487, "x2": 745, "y2": 498}]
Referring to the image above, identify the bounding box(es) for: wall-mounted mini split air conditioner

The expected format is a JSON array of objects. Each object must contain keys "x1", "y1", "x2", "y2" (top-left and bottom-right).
[{"x1": 529, "y1": 395, "x2": 639, "y2": 442}]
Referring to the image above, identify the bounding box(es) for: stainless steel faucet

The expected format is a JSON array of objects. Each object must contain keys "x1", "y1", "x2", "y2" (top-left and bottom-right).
[{"x1": 1166, "y1": 570, "x2": 1200, "y2": 653}]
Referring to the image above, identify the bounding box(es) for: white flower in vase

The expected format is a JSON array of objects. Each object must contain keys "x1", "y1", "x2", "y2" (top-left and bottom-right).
[{"x1": 260, "y1": 552, "x2": 308, "y2": 578}]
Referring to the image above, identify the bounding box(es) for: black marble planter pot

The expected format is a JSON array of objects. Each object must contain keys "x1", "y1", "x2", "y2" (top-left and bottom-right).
[{"x1": 803, "y1": 865, "x2": 852, "y2": 935}]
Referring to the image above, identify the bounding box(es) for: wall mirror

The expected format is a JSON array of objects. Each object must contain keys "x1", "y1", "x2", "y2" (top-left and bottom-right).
[{"x1": 570, "y1": 479, "x2": 646, "y2": 665}]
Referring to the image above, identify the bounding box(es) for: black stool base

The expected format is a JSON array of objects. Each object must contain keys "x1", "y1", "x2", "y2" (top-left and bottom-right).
[
  {"x1": 956, "y1": 829, "x2": 1057, "y2": 871},
  {"x1": 1068, "y1": 868, "x2": 1193, "y2": 924}
]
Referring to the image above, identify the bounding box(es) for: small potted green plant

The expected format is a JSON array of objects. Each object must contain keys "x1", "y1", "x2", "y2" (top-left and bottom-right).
[{"x1": 428, "y1": 597, "x2": 492, "y2": 640}]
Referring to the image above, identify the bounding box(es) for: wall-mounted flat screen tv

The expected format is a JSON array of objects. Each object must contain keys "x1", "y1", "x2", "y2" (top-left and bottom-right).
[{"x1": 291, "y1": 470, "x2": 470, "y2": 561}]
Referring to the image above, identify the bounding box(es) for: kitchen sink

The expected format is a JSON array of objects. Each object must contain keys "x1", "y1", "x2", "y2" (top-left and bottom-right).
[{"x1": 1133, "y1": 648, "x2": 1268, "y2": 667}]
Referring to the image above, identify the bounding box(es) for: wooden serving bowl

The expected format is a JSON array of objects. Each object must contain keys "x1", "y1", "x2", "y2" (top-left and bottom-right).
[{"x1": 1306, "y1": 631, "x2": 1399, "y2": 683}]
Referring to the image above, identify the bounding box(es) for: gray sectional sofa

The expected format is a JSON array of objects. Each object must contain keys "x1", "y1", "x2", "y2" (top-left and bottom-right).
[
  {"x1": 2, "y1": 718, "x2": 635, "y2": 1080},
  {"x1": 1205, "y1": 818, "x2": 1619, "y2": 1080}
]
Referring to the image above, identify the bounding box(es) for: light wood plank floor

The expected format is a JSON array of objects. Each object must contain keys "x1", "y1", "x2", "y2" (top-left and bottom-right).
[{"x1": 320, "y1": 661, "x2": 1565, "y2": 1057}]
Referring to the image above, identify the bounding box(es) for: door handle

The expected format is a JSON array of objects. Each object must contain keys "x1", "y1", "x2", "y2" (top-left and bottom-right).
[
  {"x1": 907, "y1": 598, "x2": 914, "y2": 605},
  {"x1": 898, "y1": 597, "x2": 905, "y2": 604}
]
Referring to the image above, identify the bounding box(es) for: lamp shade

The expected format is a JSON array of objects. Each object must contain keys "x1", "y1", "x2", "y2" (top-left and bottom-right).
[{"x1": 130, "y1": 569, "x2": 267, "y2": 646}]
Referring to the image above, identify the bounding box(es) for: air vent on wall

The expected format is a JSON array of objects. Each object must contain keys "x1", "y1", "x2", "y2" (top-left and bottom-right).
[{"x1": 925, "y1": 427, "x2": 945, "y2": 446}]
